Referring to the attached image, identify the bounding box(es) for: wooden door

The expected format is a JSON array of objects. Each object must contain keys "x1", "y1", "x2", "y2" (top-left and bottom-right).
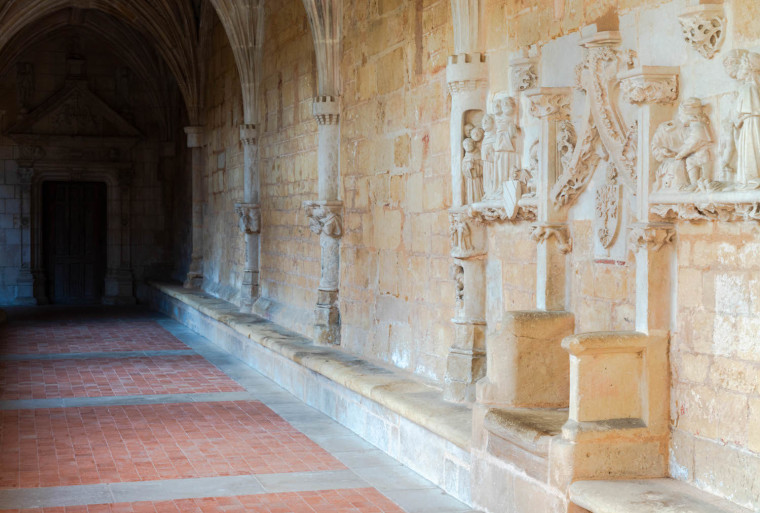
[{"x1": 43, "y1": 181, "x2": 107, "y2": 304}]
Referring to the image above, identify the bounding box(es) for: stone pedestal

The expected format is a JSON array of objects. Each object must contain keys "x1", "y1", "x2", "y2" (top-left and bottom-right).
[
  {"x1": 235, "y1": 200, "x2": 261, "y2": 309},
  {"x1": 15, "y1": 268, "x2": 47, "y2": 305},
  {"x1": 103, "y1": 268, "x2": 136, "y2": 305}
]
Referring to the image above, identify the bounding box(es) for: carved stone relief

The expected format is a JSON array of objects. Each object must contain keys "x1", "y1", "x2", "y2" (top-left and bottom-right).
[
  {"x1": 449, "y1": 212, "x2": 474, "y2": 256},
  {"x1": 595, "y1": 164, "x2": 622, "y2": 249},
  {"x1": 235, "y1": 203, "x2": 261, "y2": 235},
  {"x1": 531, "y1": 224, "x2": 572, "y2": 254},
  {"x1": 652, "y1": 98, "x2": 716, "y2": 192},
  {"x1": 462, "y1": 114, "x2": 485, "y2": 204},
  {"x1": 678, "y1": 4, "x2": 726, "y2": 60},
  {"x1": 628, "y1": 223, "x2": 675, "y2": 252},
  {"x1": 452, "y1": 264, "x2": 464, "y2": 305},
  {"x1": 510, "y1": 55, "x2": 538, "y2": 93},
  {"x1": 304, "y1": 201, "x2": 342, "y2": 238},
  {"x1": 722, "y1": 50, "x2": 760, "y2": 188}
]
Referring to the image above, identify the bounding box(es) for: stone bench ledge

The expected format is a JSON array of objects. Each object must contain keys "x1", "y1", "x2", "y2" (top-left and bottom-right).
[
  {"x1": 484, "y1": 407, "x2": 567, "y2": 455},
  {"x1": 570, "y1": 479, "x2": 752, "y2": 513},
  {"x1": 148, "y1": 281, "x2": 472, "y2": 451}
]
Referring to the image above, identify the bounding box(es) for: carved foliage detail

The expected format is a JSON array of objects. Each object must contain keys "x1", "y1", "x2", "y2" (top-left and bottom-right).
[
  {"x1": 304, "y1": 201, "x2": 342, "y2": 238},
  {"x1": 679, "y1": 7, "x2": 726, "y2": 60},
  {"x1": 511, "y1": 63, "x2": 538, "y2": 93},
  {"x1": 620, "y1": 76, "x2": 679, "y2": 105},
  {"x1": 235, "y1": 203, "x2": 261, "y2": 235},
  {"x1": 595, "y1": 165, "x2": 622, "y2": 249}
]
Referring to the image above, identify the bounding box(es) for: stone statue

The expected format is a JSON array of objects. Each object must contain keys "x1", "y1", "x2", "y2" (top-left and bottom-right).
[
  {"x1": 462, "y1": 124, "x2": 485, "y2": 204},
  {"x1": 487, "y1": 96, "x2": 520, "y2": 199},
  {"x1": 652, "y1": 97, "x2": 713, "y2": 191},
  {"x1": 480, "y1": 114, "x2": 497, "y2": 199},
  {"x1": 723, "y1": 49, "x2": 760, "y2": 188}
]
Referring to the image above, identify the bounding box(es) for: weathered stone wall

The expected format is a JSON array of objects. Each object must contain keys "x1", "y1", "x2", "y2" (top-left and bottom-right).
[
  {"x1": 255, "y1": 0, "x2": 321, "y2": 335},
  {"x1": 0, "y1": 32, "x2": 182, "y2": 304},
  {"x1": 339, "y1": 0, "x2": 454, "y2": 379},
  {"x1": 199, "y1": 17, "x2": 246, "y2": 302}
]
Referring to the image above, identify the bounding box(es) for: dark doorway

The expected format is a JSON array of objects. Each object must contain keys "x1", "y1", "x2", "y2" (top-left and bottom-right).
[{"x1": 43, "y1": 181, "x2": 107, "y2": 304}]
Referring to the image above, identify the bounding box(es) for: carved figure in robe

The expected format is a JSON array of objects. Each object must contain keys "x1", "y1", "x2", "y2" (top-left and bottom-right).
[
  {"x1": 652, "y1": 98, "x2": 713, "y2": 191},
  {"x1": 723, "y1": 49, "x2": 760, "y2": 187},
  {"x1": 491, "y1": 96, "x2": 520, "y2": 197},
  {"x1": 462, "y1": 126, "x2": 484, "y2": 204},
  {"x1": 480, "y1": 114, "x2": 497, "y2": 198},
  {"x1": 450, "y1": 218, "x2": 472, "y2": 252}
]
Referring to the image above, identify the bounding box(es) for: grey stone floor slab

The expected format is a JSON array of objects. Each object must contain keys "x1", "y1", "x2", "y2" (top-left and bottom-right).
[
  {"x1": 382, "y1": 489, "x2": 475, "y2": 513},
  {"x1": 0, "y1": 484, "x2": 112, "y2": 509},
  {"x1": 255, "y1": 470, "x2": 368, "y2": 493},
  {"x1": 0, "y1": 349, "x2": 195, "y2": 360},
  {"x1": 0, "y1": 392, "x2": 260, "y2": 410},
  {"x1": 109, "y1": 475, "x2": 264, "y2": 502},
  {"x1": 351, "y1": 465, "x2": 439, "y2": 492},
  {"x1": 333, "y1": 449, "x2": 406, "y2": 469}
]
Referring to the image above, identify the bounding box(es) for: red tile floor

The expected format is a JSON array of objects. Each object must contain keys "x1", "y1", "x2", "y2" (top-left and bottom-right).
[{"x1": 0, "y1": 307, "x2": 433, "y2": 513}]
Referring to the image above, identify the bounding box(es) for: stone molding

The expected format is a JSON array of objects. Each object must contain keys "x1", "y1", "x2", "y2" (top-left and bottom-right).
[
  {"x1": 619, "y1": 67, "x2": 679, "y2": 105},
  {"x1": 302, "y1": 0, "x2": 342, "y2": 97},
  {"x1": 446, "y1": 53, "x2": 487, "y2": 93},
  {"x1": 465, "y1": 198, "x2": 537, "y2": 225},
  {"x1": 184, "y1": 126, "x2": 205, "y2": 148},
  {"x1": 678, "y1": 4, "x2": 726, "y2": 60},
  {"x1": 239, "y1": 123, "x2": 257, "y2": 146},
  {"x1": 312, "y1": 96, "x2": 340, "y2": 125},
  {"x1": 235, "y1": 202, "x2": 261, "y2": 235},
  {"x1": 628, "y1": 222, "x2": 675, "y2": 251},
  {"x1": 531, "y1": 223, "x2": 573, "y2": 254},
  {"x1": 304, "y1": 200, "x2": 343, "y2": 238},
  {"x1": 651, "y1": 190, "x2": 760, "y2": 222}
]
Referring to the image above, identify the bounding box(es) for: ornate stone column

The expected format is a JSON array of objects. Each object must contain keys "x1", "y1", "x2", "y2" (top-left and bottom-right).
[
  {"x1": 14, "y1": 165, "x2": 45, "y2": 305},
  {"x1": 304, "y1": 97, "x2": 343, "y2": 345},
  {"x1": 184, "y1": 126, "x2": 205, "y2": 289},
  {"x1": 236, "y1": 123, "x2": 261, "y2": 307},
  {"x1": 525, "y1": 88, "x2": 573, "y2": 311}
]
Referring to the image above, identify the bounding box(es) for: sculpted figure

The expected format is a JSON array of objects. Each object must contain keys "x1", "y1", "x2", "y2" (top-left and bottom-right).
[
  {"x1": 723, "y1": 49, "x2": 760, "y2": 187},
  {"x1": 490, "y1": 96, "x2": 520, "y2": 198},
  {"x1": 652, "y1": 98, "x2": 713, "y2": 191},
  {"x1": 461, "y1": 124, "x2": 485, "y2": 204},
  {"x1": 480, "y1": 114, "x2": 497, "y2": 198}
]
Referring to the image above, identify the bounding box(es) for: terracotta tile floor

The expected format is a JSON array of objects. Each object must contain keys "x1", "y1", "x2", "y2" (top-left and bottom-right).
[
  {"x1": 0, "y1": 320, "x2": 188, "y2": 355},
  {"x1": 0, "y1": 356, "x2": 244, "y2": 399},
  {"x1": 0, "y1": 401, "x2": 345, "y2": 488},
  {"x1": 1, "y1": 488, "x2": 405, "y2": 513}
]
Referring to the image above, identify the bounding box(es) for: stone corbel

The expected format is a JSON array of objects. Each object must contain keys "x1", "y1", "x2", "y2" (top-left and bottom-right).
[
  {"x1": 628, "y1": 222, "x2": 675, "y2": 252},
  {"x1": 619, "y1": 68, "x2": 679, "y2": 105},
  {"x1": 449, "y1": 208, "x2": 486, "y2": 258},
  {"x1": 304, "y1": 200, "x2": 343, "y2": 238},
  {"x1": 531, "y1": 223, "x2": 572, "y2": 254},
  {"x1": 184, "y1": 126, "x2": 205, "y2": 148},
  {"x1": 678, "y1": 4, "x2": 726, "y2": 60},
  {"x1": 235, "y1": 203, "x2": 261, "y2": 235},
  {"x1": 509, "y1": 54, "x2": 538, "y2": 94}
]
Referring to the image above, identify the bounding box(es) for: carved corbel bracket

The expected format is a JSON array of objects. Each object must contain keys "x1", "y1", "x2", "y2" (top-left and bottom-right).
[
  {"x1": 525, "y1": 88, "x2": 571, "y2": 120},
  {"x1": 235, "y1": 202, "x2": 261, "y2": 235},
  {"x1": 619, "y1": 67, "x2": 679, "y2": 105},
  {"x1": 531, "y1": 223, "x2": 572, "y2": 253},
  {"x1": 509, "y1": 55, "x2": 538, "y2": 94},
  {"x1": 312, "y1": 96, "x2": 340, "y2": 125},
  {"x1": 628, "y1": 222, "x2": 675, "y2": 251},
  {"x1": 446, "y1": 53, "x2": 487, "y2": 94},
  {"x1": 303, "y1": 200, "x2": 343, "y2": 238},
  {"x1": 239, "y1": 124, "x2": 257, "y2": 146},
  {"x1": 679, "y1": 4, "x2": 726, "y2": 60}
]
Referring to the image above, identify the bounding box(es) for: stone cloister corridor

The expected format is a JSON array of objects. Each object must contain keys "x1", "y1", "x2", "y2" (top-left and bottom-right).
[{"x1": 0, "y1": 0, "x2": 759, "y2": 512}]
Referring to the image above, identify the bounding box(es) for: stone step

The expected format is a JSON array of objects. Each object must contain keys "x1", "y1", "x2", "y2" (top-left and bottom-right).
[{"x1": 569, "y1": 479, "x2": 753, "y2": 513}]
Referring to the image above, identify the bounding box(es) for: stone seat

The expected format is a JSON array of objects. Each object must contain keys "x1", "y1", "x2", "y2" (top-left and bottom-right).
[
  {"x1": 569, "y1": 479, "x2": 753, "y2": 513},
  {"x1": 482, "y1": 407, "x2": 567, "y2": 482}
]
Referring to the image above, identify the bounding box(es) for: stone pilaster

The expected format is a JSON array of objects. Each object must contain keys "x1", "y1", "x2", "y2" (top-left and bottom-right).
[
  {"x1": 14, "y1": 166, "x2": 46, "y2": 305},
  {"x1": 239, "y1": 123, "x2": 261, "y2": 308},
  {"x1": 304, "y1": 199, "x2": 343, "y2": 345},
  {"x1": 183, "y1": 126, "x2": 205, "y2": 289},
  {"x1": 525, "y1": 88, "x2": 573, "y2": 310}
]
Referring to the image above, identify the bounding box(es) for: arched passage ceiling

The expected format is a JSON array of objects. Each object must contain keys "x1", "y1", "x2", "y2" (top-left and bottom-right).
[{"x1": 0, "y1": 0, "x2": 203, "y2": 124}]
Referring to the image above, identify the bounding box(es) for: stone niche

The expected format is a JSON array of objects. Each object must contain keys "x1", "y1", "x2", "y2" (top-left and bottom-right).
[{"x1": 6, "y1": 77, "x2": 141, "y2": 305}]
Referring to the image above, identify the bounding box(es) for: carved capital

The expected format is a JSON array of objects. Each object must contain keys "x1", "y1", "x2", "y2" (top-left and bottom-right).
[
  {"x1": 235, "y1": 203, "x2": 261, "y2": 235},
  {"x1": 184, "y1": 126, "x2": 205, "y2": 148},
  {"x1": 525, "y1": 88, "x2": 572, "y2": 120},
  {"x1": 239, "y1": 124, "x2": 257, "y2": 146},
  {"x1": 446, "y1": 53, "x2": 487, "y2": 93},
  {"x1": 312, "y1": 96, "x2": 340, "y2": 125},
  {"x1": 509, "y1": 56, "x2": 538, "y2": 93},
  {"x1": 531, "y1": 223, "x2": 572, "y2": 253},
  {"x1": 304, "y1": 200, "x2": 343, "y2": 238},
  {"x1": 619, "y1": 67, "x2": 679, "y2": 105},
  {"x1": 628, "y1": 222, "x2": 675, "y2": 251},
  {"x1": 679, "y1": 5, "x2": 726, "y2": 60}
]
